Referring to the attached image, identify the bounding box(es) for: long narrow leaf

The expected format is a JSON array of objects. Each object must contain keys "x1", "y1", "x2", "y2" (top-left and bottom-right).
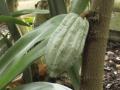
[
  {"x1": 0, "y1": 14, "x2": 66, "y2": 89},
  {"x1": 0, "y1": 39, "x2": 47, "y2": 89},
  {"x1": 0, "y1": 14, "x2": 65, "y2": 67},
  {"x1": 11, "y1": 9, "x2": 50, "y2": 17},
  {"x1": 0, "y1": 14, "x2": 66, "y2": 68},
  {"x1": 0, "y1": 15, "x2": 29, "y2": 26}
]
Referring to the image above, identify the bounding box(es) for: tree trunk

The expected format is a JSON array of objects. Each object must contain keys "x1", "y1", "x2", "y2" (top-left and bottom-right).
[
  {"x1": 80, "y1": 0, "x2": 114, "y2": 90},
  {"x1": 6, "y1": 0, "x2": 18, "y2": 12}
]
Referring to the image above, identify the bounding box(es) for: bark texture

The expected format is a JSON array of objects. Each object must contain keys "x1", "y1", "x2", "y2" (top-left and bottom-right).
[{"x1": 80, "y1": 0, "x2": 114, "y2": 90}]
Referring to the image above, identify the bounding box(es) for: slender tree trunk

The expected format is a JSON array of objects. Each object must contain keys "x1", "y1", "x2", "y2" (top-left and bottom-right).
[
  {"x1": 80, "y1": 0, "x2": 114, "y2": 90},
  {"x1": 6, "y1": 0, "x2": 18, "y2": 12}
]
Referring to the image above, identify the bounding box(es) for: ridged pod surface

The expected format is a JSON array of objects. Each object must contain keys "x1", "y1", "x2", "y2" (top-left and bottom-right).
[{"x1": 45, "y1": 13, "x2": 89, "y2": 77}]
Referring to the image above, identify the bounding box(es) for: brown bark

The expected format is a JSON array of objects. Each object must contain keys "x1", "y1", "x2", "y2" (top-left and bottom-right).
[{"x1": 80, "y1": 0, "x2": 114, "y2": 90}]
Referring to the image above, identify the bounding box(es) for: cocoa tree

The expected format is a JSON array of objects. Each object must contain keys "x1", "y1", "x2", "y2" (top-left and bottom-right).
[{"x1": 80, "y1": 0, "x2": 114, "y2": 90}]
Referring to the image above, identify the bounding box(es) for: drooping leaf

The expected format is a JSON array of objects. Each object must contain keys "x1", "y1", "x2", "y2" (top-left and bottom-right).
[
  {"x1": 0, "y1": 15, "x2": 29, "y2": 26},
  {"x1": 0, "y1": 14, "x2": 66, "y2": 67},
  {"x1": 12, "y1": 82, "x2": 72, "y2": 90},
  {"x1": 0, "y1": 39, "x2": 47, "y2": 88},
  {"x1": 11, "y1": 9, "x2": 50, "y2": 17},
  {"x1": 68, "y1": 61, "x2": 81, "y2": 90},
  {"x1": 0, "y1": 14, "x2": 66, "y2": 89}
]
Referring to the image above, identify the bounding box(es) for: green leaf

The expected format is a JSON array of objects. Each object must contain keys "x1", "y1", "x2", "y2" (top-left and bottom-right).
[
  {"x1": 71, "y1": 0, "x2": 90, "y2": 14},
  {"x1": 0, "y1": 15, "x2": 29, "y2": 26},
  {"x1": 0, "y1": 14, "x2": 66, "y2": 89},
  {"x1": 68, "y1": 62, "x2": 81, "y2": 90},
  {"x1": 0, "y1": 39, "x2": 47, "y2": 89},
  {"x1": 11, "y1": 9, "x2": 50, "y2": 17},
  {"x1": 12, "y1": 82, "x2": 72, "y2": 90}
]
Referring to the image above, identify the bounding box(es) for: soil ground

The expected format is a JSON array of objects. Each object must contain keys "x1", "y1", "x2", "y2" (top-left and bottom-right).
[{"x1": 104, "y1": 41, "x2": 120, "y2": 90}]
